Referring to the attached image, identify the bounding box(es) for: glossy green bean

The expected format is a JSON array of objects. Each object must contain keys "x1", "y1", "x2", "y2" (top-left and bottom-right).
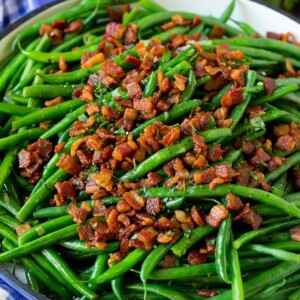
[
  {"x1": 59, "y1": 240, "x2": 119, "y2": 253},
  {"x1": 180, "y1": 71, "x2": 197, "y2": 101}
]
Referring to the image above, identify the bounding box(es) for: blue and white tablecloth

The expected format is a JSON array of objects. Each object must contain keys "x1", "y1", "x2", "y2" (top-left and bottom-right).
[{"x1": 0, "y1": 0, "x2": 55, "y2": 30}]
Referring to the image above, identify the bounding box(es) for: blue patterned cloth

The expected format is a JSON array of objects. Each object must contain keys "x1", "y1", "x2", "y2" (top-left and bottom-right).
[{"x1": 0, "y1": 0, "x2": 54, "y2": 30}]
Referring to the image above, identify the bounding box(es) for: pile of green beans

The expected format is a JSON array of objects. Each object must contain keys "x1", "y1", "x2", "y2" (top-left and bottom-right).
[{"x1": 0, "y1": 0, "x2": 300, "y2": 299}]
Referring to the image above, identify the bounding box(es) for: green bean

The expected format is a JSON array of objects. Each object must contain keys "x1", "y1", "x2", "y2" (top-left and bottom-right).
[
  {"x1": 59, "y1": 240, "x2": 120, "y2": 253},
  {"x1": 289, "y1": 287, "x2": 300, "y2": 300},
  {"x1": 195, "y1": 74, "x2": 211, "y2": 88},
  {"x1": 265, "y1": 151, "x2": 300, "y2": 183},
  {"x1": 143, "y1": 72, "x2": 157, "y2": 97},
  {"x1": 126, "y1": 283, "x2": 187, "y2": 300},
  {"x1": 212, "y1": 261, "x2": 300, "y2": 299},
  {"x1": 164, "y1": 60, "x2": 191, "y2": 79},
  {"x1": 0, "y1": 213, "x2": 21, "y2": 230},
  {"x1": 212, "y1": 37, "x2": 300, "y2": 59},
  {"x1": 171, "y1": 225, "x2": 216, "y2": 257},
  {"x1": 12, "y1": 99, "x2": 83, "y2": 129},
  {"x1": 120, "y1": 128, "x2": 231, "y2": 182},
  {"x1": 140, "y1": 243, "x2": 172, "y2": 292},
  {"x1": 165, "y1": 197, "x2": 186, "y2": 210},
  {"x1": 42, "y1": 247, "x2": 98, "y2": 299},
  {"x1": 248, "y1": 244, "x2": 300, "y2": 263},
  {"x1": 17, "y1": 168, "x2": 68, "y2": 222},
  {"x1": 146, "y1": 256, "x2": 279, "y2": 280},
  {"x1": 232, "y1": 219, "x2": 300, "y2": 249},
  {"x1": 0, "y1": 116, "x2": 15, "y2": 137},
  {"x1": 252, "y1": 84, "x2": 299, "y2": 106},
  {"x1": 132, "y1": 100, "x2": 202, "y2": 138},
  {"x1": 143, "y1": 185, "x2": 300, "y2": 219},
  {"x1": 24, "y1": 266, "x2": 40, "y2": 293},
  {"x1": 209, "y1": 83, "x2": 232, "y2": 110},
  {"x1": 138, "y1": 0, "x2": 166, "y2": 13},
  {"x1": 180, "y1": 71, "x2": 197, "y2": 102},
  {"x1": 111, "y1": 277, "x2": 124, "y2": 300},
  {"x1": 219, "y1": 0, "x2": 236, "y2": 23},
  {"x1": 0, "y1": 128, "x2": 45, "y2": 152},
  {"x1": 0, "y1": 190, "x2": 21, "y2": 217},
  {"x1": 264, "y1": 241, "x2": 300, "y2": 252},
  {"x1": 18, "y1": 215, "x2": 74, "y2": 245},
  {"x1": 229, "y1": 232, "x2": 243, "y2": 299},
  {"x1": 230, "y1": 19, "x2": 261, "y2": 36},
  {"x1": 90, "y1": 248, "x2": 148, "y2": 284},
  {"x1": 0, "y1": 103, "x2": 38, "y2": 116},
  {"x1": 216, "y1": 216, "x2": 232, "y2": 284},
  {"x1": 0, "y1": 222, "x2": 79, "y2": 263},
  {"x1": 211, "y1": 149, "x2": 242, "y2": 167}
]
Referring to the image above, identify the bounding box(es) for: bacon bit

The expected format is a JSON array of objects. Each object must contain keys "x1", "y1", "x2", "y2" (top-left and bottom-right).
[
  {"x1": 161, "y1": 127, "x2": 181, "y2": 147},
  {"x1": 276, "y1": 135, "x2": 296, "y2": 152},
  {"x1": 231, "y1": 69, "x2": 245, "y2": 87},
  {"x1": 106, "y1": 208, "x2": 122, "y2": 234},
  {"x1": 161, "y1": 21, "x2": 175, "y2": 31},
  {"x1": 39, "y1": 24, "x2": 63, "y2": 44},
  {"x1": 157, "y1": 70, "x2": 170, "y2": 93},
  {"x1": 221, "y1": 88, "x2": 243, "y2": 108},
  {"x1": 80, "y1": 85, "x2": 94, "y2": 102},
  {"x1": 55, "y1": 142, "x2": 65, "y2": 153},
  {"x1": 124, "y1": 108, "x2": 138, "y2": 131},
  {"x1": 206, "y1": 205, "x2": 229, "y2": 228},
  {"x1": 69, "y1": 116, "x2": 95, "y2": 138},
  {"x1": 84, "y1": 103, "x2": 101, "y2": 116},
  {"x1": 102, "y1": 106, "x2": 122, "y2": 121},
  {"x1": 146, "y1": 198, "x2": 162, "y2": 215},
  {"x1": 215, "y1": 164, "x2": 239, "y2": 179},
  {"x1": 82, "y1": 53, "x2": 105, "y2": 69},
  {"x1": 112, "y1": 142, "x2": 138, "y2": 161},
  {"x1": 226, "y1": 193, "x2": 243, "y2": 211},
  {"x1": 45, "y1": 96, "x2": 63, "y2": 107},
  {"x1": 18, "y1": 150, "x2": 32, "y2": 168},
  {"x1": 197, "y1": 289, "x2": 217, "y2": 298},
  {"x1": 191, "y1": 206, "x2": 205, "y2": 226},
  {"x1": 157, "y1": 217, "x2": 173, "y2": 231},
  {"x1": 162, "y1": 254, "x2": 176, "y2": 269},
  {"x1": 94, "y1": 168, "x2": 114, "y2": 192},
  {"x1": 137, "y1": 227, "x2": 158, "y2": 243},
  {"x1": 224, "y1": 50, "x2": 244, "y2": 61},
  {"x1": 194, "y1": 168, "x2": 216, "y2": 184},
  {"x1": 205, "y1": 66, "x2": 222, "y2": 77},
  {"x1": 207, "y1": 145, "x2": 224, "y2": 162},
  {"x1": 140, "y1": 172, "x2": 163, "y2": 188},
  {"x1": 264, "y1": 77, "x2": 276, "y2": 95},
  {"x1": 242, "y1": 207, "x2": 262, "y2": 230},
  {"x1": 268, "y1": 156, "x2": 283, "y2": 172},
  {"x1": 16, "y1": 224, "x2": 31, "y2": 236},
  {"x1": 250, "y1": 147, "x2": 271, "y2": 167},
  {"x1": 133, "y1": 97, "x2": 156, "y2": 119},
  {"x1": 209, "y1": 25, "x2": 225, "y2": 39},
  {"x1": 192, "y1": 133, "x2": 207, "y2": 154},
  {"x1": 188, "y1": 250, "x2": 207, "y2": 265},
  {"x1": 266, "y1": 31, "x2": 282, "y2": 40},
  {"x1": 124, "y1": 55, "x2": 142, "y2": 68},
  {"x1": 126, "y1": 81, "x2": 143, "y2": 99},
  {"x1": 125, "y1": 23, "x2": 138, "y2": 45},
  {"x1": 116, "y1": 200, "x2": 131, "y2": 213},
  {"x1": 290, "y1": 227, "x2": 300, "y2": 241},
  {"x1": 286, "y1": 59, "x2": 296, "y2": 76},
  {"x1": 171, "y1": 14, "x2": 191, "y2": 25},
  {"x1": 28, "y1": 139, "x2": 54, "y2": 159},
  {"x1": 123, "y1": 191, "x2": 145, "y2": 210},
  {"x1": 157, "y1": 232, "x2": 173, "y2": 243},
  {"x1": 55, "y1": 181, "x2": 76, "y2": 201},
  {"x1": 191, "y1": 16, "x2": 201, "y2": 28},
  {"x1": 209, "y1": 177, "x2": 225, "y2": 190},
  {"x1": 59, "y1": 56, "x2": 68, "y2": 72},
  {"x1": 57, "y1": 153, "x2": 81, "y2": 175},
  {"x1": 64, "y1": 19, "x2": 83, "y2": 33},
  {"x1": 174, "y1": 74, "x2": 188, "y2": 92},
  {"x1": 105, "y1": 22, "x2": 126, "y2": 40},
  {"x1": 52, "y1": 19, "x2": 66, "y2": 30},
  {"x1": 68, "y1": 202, "x2": 91, "y2": 224},
  {"x1": 273, "y1": 124, "x2": 290, "y2": 137},
  {"x1": 193, "y1": 154, "x2": 208, "y2": 170},
  {"x1": 39, "y1": 121, "x2": 51, "y2": 130},
  {"x1": 77, "y1": 224, "x2": 94, "y2": 241},
  {"x1": 107, "y1": 4, "x2": 130, "y2": 23}
]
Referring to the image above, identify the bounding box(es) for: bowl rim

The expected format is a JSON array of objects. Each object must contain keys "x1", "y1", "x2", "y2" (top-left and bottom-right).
[{"x1": 0, "y1": 0, "x2": 299, "y2": 41}]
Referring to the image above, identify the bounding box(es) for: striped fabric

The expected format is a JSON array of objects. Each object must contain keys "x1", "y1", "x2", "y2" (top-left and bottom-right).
[{"x1": 0, "y1": 0, "x2": 54, "y2": 30}]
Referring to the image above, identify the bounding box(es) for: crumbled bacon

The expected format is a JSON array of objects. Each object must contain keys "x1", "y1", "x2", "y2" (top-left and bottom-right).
[
  {"x1": 125, "y1": 23, "x2": 138, "y2": 45},
  {"x1": 226, "y1": 193, "x2": 243, "y2": 211},
  {"x1": 197, "y1": 289, "x2": 217, "y2": 298},
  {"x1": 221, "y1": 88, "x2": 243, "y2": 108},
  {"x1": 162, "y1": 254, "x2": 176, "y2": 269},
  {"x1": 105, "y1": 22, "x2": 126, "y2": 40},
  {"x1": 123, "y1": 191, "x2": 145, "y2": 210},
  {"x1": 187, "y1": 250, "x2": 207, "y2": 265},
  {"x1": 57, "y1": 154, "x2": 81, "y2": 175},
  {"x1": 205, "y1": 205, "x2": 228, "y2": 228},
  {"x1": 45, "y1": 96, "x2": 63, "y2": 107},
  {"x1": 290, "y1": 227, "x2": 300, "y2": 241},
  {"x1": 264, "y1": 77, "x2": 276, "y2": 95},
  {"x1": 16, "y1": 224, "x2": 31, "y2": 236},
  {"x1": 276, "y1": 135, "x2": 296, "y2": 152},
  {"x1": 55, "y1": 181, "x2": 76, "y2": 201},
  {"x1": 64, "y1": 19, "x2": 83, "y2": 33},
  {"x1": 77, "y1": 224, "x2": 94, "y2": 241},
  {"x1": 140, "y1": 172, "x2": 163, "y2": 188},
  {"x1": 137, "y1": 227, "x2": 158, "y2": 243}
]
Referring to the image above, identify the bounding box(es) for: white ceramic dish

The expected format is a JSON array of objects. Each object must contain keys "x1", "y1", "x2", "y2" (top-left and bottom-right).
[{"x1": 0, "y1": 0, "x2": 299, "y2": 299}]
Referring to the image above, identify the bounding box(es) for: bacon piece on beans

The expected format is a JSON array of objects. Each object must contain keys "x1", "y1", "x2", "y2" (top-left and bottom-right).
[
  {"x1": 224, "y1": 50, "x2": 244, "y2": 61},
  {"x1": 64, "y1": 19, "x2": 83, "y2": 33},
  {"x1": 174, "y1": 74, "x2": 188, "y2": 92},
  {"x1": 192, "y1": 133, "x2": 207, "y2": 154},
  {"x1": 81, "y1": 52, "x2": 97, "y2": 66},
  {"x1": 207, "y1": 145, "x2": 224, "y2": 162},
  {"x1": 28, "y1": 139, "x2": 54, "y2": 159},
  {"x1": 273, "y1": 124, "x2": 290, "y2": 137},
  {"x1": 52, "y1": 19, "x2": 66, "y2": 29},
  {"x1": 231, "y1": 69, "x2": 245, "y2": 88},
  {"x1": 59, "y1": 56, "x2": 68, "y2": 72},
  {"x1": 123, "y1": 191, "x2": 145, "y2": 210},
  {"x1": 206, "y1": 205, "x2": 229, "y2": 228},
  {"x1": 112, "y1": 142, "x2": 138, "y2": 161},
  {"x1": 105, "y1": 22, "x2": 126, "y2": 40},
  {"x1": 140, "y1": 173, "x2": 163, "y2": 188},
  {"x1": 126, "y1": 81, "x2": 143, "y2": 99},
  {"x1": 137, "y1": 227, "x2": 158, "y2": 243},
  {"x1": 266, "y1": 31, "x2": 282, "y2": 40},
  {"x1": 55, "y1": 142, "x2": 65, "y2": 154},
  {"x1": 82, "y1": 53, "x2": 105, "y2": 69},
  {"x1": 16, "y1": 224, "x2": 31, "y2": 236},
  {"x1": 55, "y1": 181, "x2": 76, "y2": 201},
  {"x1": 250, "y1": 147, "x2": 271, "y2": 167},
  {"x1": 57, "y1": 154, "x2": 81, "y2": 175},
  {"x1": 102, "y1": 106, "x2": 122, "y2": 121},
  {"x1": 84, "y1": 103, "x2": 101, "y2": 117},
  {"x1": 161, "y1": 127, "x2": 181, "y2": 147},
  {"x1": 162, "y1": 254, "x2": 176, "y2": 269},
  {"x1": 197, "y1": 290, "x2": 217, "y2": 298},
  {"x1": 209, "y1": 25, "x2": 225, "y2": 39},
  {"x1": 194, "y1": 168, "x2": 216, "y2": 184},
  {"x1": 125, "y1": 55, "x2": 141, "y2": 68},
  {"x1": 45, "y1": 96, "x2": 63, "y2": 107},
  {"x1": 226, "y1": 193, "x2": 243, "y2": 211},
  {"x1": 156, "y1": 217, "x2": 173, "y2": 231},
  {"x1": 215, "y1": 164, "x2": 239, "y2": 179},
  {"x1": 77, "y1": 224, "x2": 94, "y2": 241},
  {"x1": 107, "y1": 4, "x2": 130, "y2": 22},
  {"x1": 94, "y1": 168, "x2": 114, "y2": 192},
  {"x1": 106, "y1": 208, "x2": 122, "y2": 234},
  {"x1": 157, "y1": 232, "x2": 173, "y2": 243},
  {"x1": 191, "y1": 206, "x2": 205, "y2": 226},
  {"x1": 264, "y1": 77, "x2": 276, "y2": 95},
  {"x1": 69, "y1": 117, "x2": 95, "y2": 137},
  {"x1": 124, "y1": 108, "x2": 138, "y2": 131},
  {"x1": 290, "y1": 227, "x2": 300, "y2": 241},
  {"x1": 116, "y1": 200, "x2": 132, "y2": 213},
  {"x1": 80, "y1": 85, "x2": 94, "y2": 102},
  {"x1": 125, "y1": 23, "x2": 138, "y2": 45},
  {"x1": 19, "y1": 150, "x2": 33, "y2": 168},
  {"x1": 76, "y1": 150, "x2": 92, "y2": 167},
  {"x1": 188, "y1": 250, "x2": 207, "y2": 265},
  {"x1": 68, "y1": 202, "x2": 91, "y2": 224},
  {"x1": 133, "y1": 97, "x2": 156, "y2": 120},
  {"x1": 157, "y1": 70, "x2": 170, "y2": 93},
  {"x1": 161, "y1": 21, "x2": 175, "y2": 31},
  {"x1": 146, "y1": 198, "x2": 163, "y2": 215},
  {"x1": 242, "y1": 208, "x2": 262, "y2": 230},
  {"x1": 221, "y1": 88, "x2": 243, "y2": 108},
  {"x1": 276, "y1": 135, "x2": 296, "y2": 152}
]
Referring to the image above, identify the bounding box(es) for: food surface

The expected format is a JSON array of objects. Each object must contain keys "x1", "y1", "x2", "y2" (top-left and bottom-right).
[{"x1": 0, "y1": 0, "x2": 300, "y2": 299}]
